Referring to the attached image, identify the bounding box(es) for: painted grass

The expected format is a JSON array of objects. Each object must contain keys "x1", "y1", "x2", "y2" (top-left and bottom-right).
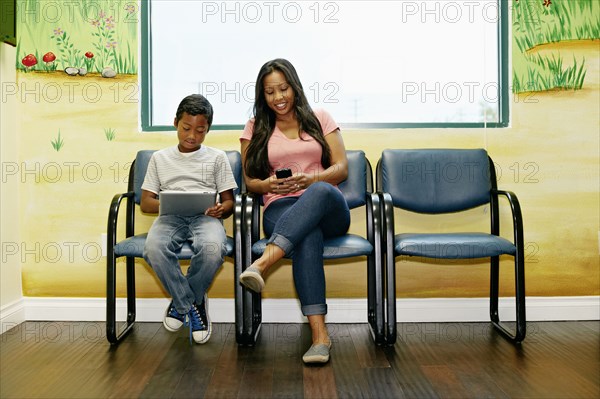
[
  {"x1": 51, "y1": 130, "x2": 64, "y2": 151},
  {"x1": 512, "y1": 0, "x2": 599, "y2": 93},
  {"x1": 513, "y1": 0, "x2": 600, "y2": 51},
  {"x1": 104, "y1": 127, "x2": 116, "y2": 141}
]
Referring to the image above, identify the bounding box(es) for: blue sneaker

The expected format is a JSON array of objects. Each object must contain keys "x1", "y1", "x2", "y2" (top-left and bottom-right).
[
  {"x1": 163, "y1": 301, "x2": 185, "y2": 332},
  {"x1": 186, "y1": 295, "x2": 211, "y2": 344}
]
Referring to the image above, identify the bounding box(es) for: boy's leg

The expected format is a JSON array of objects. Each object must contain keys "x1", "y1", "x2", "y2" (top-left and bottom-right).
[
  {"x1": 186, "y1": 215, "x2": 228, "y2": 303},
  {"x1": 143, "y1": 215, "x2": 195, "y2": 314}
]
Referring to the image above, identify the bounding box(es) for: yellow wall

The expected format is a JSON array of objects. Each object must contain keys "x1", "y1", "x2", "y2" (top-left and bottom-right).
[
  {"x1": 3, "y1": 2, "x2": 599, "y2": 302},
  {"x1": 1, "y1": 43, "x2": 23, "y2": 306}
]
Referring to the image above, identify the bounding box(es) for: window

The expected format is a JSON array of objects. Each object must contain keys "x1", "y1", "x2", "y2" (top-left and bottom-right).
[{"x1": 141, "y1": 0, "x2": 508, "y2": 130}]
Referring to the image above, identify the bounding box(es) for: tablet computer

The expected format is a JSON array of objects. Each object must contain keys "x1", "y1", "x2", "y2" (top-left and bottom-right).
[{"x1": 158, "y1": 191, "x2": 217, "y2": 216}]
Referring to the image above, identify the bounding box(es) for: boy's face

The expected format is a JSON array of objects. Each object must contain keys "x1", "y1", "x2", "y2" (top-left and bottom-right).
[{"x1": 175, "y1": 112, "x2": 209, "y2": 153}]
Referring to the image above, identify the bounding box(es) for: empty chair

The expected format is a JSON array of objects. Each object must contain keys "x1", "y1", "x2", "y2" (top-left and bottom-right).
[{"x1": 376, "y1": 148, "x2": 525, "y2": 344}]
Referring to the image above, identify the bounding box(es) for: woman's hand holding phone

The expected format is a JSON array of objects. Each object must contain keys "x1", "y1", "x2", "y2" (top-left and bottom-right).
[{"x1": 272, "y1": 168, "x2": 309, "y2": 194}]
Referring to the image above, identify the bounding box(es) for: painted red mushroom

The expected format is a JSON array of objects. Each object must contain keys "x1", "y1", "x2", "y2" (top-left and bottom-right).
[
  {"x1": 21, "y1": 54, "x2": 38, "y2": 70},
  {"x1": 42, "y1": 52, "x2": 56, "y2": 71},
  {"x1": 43, "y1": 52, "x2": 56, "y2": 63}
]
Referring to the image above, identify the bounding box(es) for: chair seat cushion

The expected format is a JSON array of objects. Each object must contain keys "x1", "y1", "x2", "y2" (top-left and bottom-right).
[
  {"x1": 252, "y1": 234, "x2": 373, "y2": 260},
  {"x1": 395, "y1": 233, "x2": 516, "y2": 259},
  {"x1": 114, "y1": 234, "x2": 234, "y2": 259}
]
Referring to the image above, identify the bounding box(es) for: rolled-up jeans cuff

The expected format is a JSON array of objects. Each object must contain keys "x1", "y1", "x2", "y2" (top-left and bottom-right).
[
  {"x1": 302, "y1": 303, "x2": 327, "y2": 316},
  {"x1": 268, "y1": 233, "x2": 293, "y2": 255}
]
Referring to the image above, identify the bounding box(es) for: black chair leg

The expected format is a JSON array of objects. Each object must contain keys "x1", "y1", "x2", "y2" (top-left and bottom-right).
[
  {"x1": 106, "y1": 256, "x2": 136, "y2": 344},
  {"x1": 368, "y1": 253, "x2": 388, "y2": 345},
  {"x1": 236, "y1": 284, "x2": 262, "y2": 346},
  {"x1": 490, "y1": 256, "x2": 526, "y2": 343},
  {"x1": 385, "y1": 257, "x2": 397, "y2": 345}
]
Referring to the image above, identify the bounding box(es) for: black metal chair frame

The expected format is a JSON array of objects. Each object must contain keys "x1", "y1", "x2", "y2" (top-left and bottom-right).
[
  {"x1": 106, "y1": 150, "x2": 243, "y2": 344},
  {"x1": 235, "y1": 150, "x2": 394, "y2": 346},
  {"x1": 377, "y1": 150, "x2": 526, "y2": 344}
]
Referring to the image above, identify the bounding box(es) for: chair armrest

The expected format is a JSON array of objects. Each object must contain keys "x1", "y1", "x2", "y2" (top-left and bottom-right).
[
  {"x1": 244, "y1": 193, "x2": 262, "y2": 244},
  {"x1": 107, "y1": 191, "x2": 134, "y2": 252},
  {"x1": 241, "y1": 192, "x2": 260, "y2": 267},
  {"x1": 233, "y1": 193, "x2": 245, "y2": 261},
  {"x1": 379, "y1": 192, "x2": 395, "y2": 248},
  {"x1": 366, "y1": 192, "x2": 382, "y2": 247},
  {"x1": 493, "y1": 189, "x2": 524, "y2": 249}
]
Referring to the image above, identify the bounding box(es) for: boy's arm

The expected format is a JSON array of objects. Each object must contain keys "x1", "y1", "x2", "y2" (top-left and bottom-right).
[
  {"x1": 140, "y1": 189, "x2": 159, "y2": 214},
  {"x1": 205, "y1": 189, "x2": 234, "y2": 219}
]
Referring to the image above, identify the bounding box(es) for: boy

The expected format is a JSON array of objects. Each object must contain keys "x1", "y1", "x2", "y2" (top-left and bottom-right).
[{"x1": 141, "y1": 94, "x2": 237, "y2": 344}]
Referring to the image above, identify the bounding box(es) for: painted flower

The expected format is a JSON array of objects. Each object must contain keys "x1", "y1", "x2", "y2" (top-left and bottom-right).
[
  {"x1": 105, "y1": 21, "x2": 115, "y2": 30},
  {"x1": 91, "y1": 19, "x2": 100, "y2": 27},
  {"x1": 124, "y1": 4, "x2": 136, "y2": 14},
  {"x1": 21, "y1": 54, "x2": 37, "y2": 68},
  {"x1": 105, "y1": 16, "x2": 115, "y2": 24},
  {"x1": 105, "y1": 41, "x2": 117, "y2": 49},
  {"x1": 543, "y1": 0, "x2": 551, "y2": 6},
  {"x1": 42, "y1": 52, "x2": 56, "y2": 63},
  {"x1": 53, "y1": 28, "x2": 64, "y2": 36},
  {"x1": 85, "y1": 51, "x2": 94, "y2": 58}
]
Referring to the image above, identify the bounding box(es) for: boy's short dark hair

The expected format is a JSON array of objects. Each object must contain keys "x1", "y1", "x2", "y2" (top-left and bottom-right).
[{"x1": 175, "y1": 94, "x2": 214, "y2": 129}]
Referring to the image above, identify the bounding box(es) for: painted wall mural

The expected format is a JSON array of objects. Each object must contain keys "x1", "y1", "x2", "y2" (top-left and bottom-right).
[
  {"x1": 513, "y1": 0, "x2": 598, "y2": 92},
  {"x1": 9, "y1": 0, "x2": 599, "y2": 300},
  {"x1": 17, "y1": 0, "x2": 137, "y2": 75}
]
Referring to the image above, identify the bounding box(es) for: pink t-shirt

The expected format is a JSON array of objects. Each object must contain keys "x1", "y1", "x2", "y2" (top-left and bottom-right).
[{"x1": 240, "y1": 108, "x2": 339, "y2": 208}]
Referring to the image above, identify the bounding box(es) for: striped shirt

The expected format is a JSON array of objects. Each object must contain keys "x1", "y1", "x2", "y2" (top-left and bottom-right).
[{"x1": 142, "y1": 145, "x2": 237, "y2": 196}]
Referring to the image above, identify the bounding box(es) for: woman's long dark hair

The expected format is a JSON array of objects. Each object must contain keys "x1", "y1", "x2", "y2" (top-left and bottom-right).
[{"x1": 244, "y1": 59, "x2": 332, "y2": 179}]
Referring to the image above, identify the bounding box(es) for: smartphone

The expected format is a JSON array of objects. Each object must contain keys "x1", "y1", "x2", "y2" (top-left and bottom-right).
[{"x1": 275, "y1": 168, "x2": 292, "y2": 179}]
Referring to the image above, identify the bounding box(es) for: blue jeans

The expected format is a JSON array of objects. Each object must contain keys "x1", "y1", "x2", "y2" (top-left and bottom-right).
[
  {"x1": 263, "y1": 182, "x2": 350, "y2": 316},
  {"x1": 143, "y1": 215, "x2": 227, "y2": 314}
]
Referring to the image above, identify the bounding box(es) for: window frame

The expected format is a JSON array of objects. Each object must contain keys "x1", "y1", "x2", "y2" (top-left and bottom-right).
[{"x1": 140, "y1": 0, "x2": 509, "y2": 131}]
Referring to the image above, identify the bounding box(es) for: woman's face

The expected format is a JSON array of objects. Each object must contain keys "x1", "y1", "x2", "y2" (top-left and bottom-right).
[{"x1": 263, "y1": 70, "x2": 295, "y2": 118}]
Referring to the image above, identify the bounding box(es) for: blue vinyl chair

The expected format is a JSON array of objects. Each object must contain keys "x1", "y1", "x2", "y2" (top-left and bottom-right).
[
  {"x1": 106, "y1": 150, "x2": 243, "y2": 344},
  {"x1": 235, "y1": 150, "x2": 393, "y2": 345},
  {"x1": 376, "y1": 148, "x2": 526, "y2": 344}
]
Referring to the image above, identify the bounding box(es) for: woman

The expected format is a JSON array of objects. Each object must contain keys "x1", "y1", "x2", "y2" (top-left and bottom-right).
[{"x1": 239, "y1": 59, "x2": 350, "y2": 363}]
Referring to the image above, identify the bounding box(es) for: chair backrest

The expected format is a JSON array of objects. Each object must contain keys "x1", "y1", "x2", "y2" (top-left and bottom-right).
[
  {"x1": 130, "y1": 149, "x2": 243, "y2": 205},
  {"x1": 338, "y1": 150, "x2": 372, "y2": 209},
  {"x1": 377, "y1": 148, "x2": 492, "y2": 213}
]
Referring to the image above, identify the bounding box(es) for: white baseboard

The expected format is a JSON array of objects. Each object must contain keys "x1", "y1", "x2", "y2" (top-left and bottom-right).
[
  {"x1": 0, "y1": 298, "x2": 26, "y2": 333},
  {"x1": 1, "y1": 296, "x2": 597, "y2": 329}
]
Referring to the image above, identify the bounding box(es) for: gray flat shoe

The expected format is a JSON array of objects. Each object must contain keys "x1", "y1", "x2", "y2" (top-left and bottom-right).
[
  {"x1": 302, "y1": 342, "x2": 332, "y2": 364},
  {"x1": 239, "y1": 265, "x2": 265, "y2": 293}
]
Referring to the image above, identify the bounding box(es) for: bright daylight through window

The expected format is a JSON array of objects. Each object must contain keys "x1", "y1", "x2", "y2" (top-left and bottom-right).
[{"x1": 142, "y1": 0, "x2": 507, "y2": 130}]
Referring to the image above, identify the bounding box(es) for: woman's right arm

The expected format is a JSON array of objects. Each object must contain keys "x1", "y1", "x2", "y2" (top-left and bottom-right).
[
  {"x1": 241, "y1": 140, "x2": 298, "y2": 195},
  {"x1": 241, "y1": 140, "x2": 270, "y2": 194}
]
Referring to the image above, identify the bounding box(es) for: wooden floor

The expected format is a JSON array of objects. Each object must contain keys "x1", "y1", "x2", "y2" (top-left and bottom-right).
[{"x1": 1, "y1": 321, "x2": 598, "y2": 398}]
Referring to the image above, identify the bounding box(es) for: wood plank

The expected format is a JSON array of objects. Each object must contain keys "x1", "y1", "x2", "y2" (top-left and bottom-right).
[
  {"x1": 237, "y1": 325, "x2": 278, "y2": 399},
  {"x1": 171, "y1": 324, "x2": 233, "y2": 398},
  {"x1": 0, "y1": 321, "x2": 599, "y2": 399},
  {"x1": 303, "y1": 363, "x2": 338, "y2": 399},
  {"x1": 108, "y1": 322, "x2": 178, "y2": 399},
  {"x1": 347, "y1": 324, "x2": 391, "y2": 369},
  {"x1": 421, "y1": 365, "x2": 469, "y2": 399},
  {"x1": 202, "y1": 324, "x2": 250, "y2": 399},
  {"x1": 271, "y1": 324, "x2": 305, "y2": 399},
  {"x1": 331, "y1": 324, "x2": 378, "y2": 398}
]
